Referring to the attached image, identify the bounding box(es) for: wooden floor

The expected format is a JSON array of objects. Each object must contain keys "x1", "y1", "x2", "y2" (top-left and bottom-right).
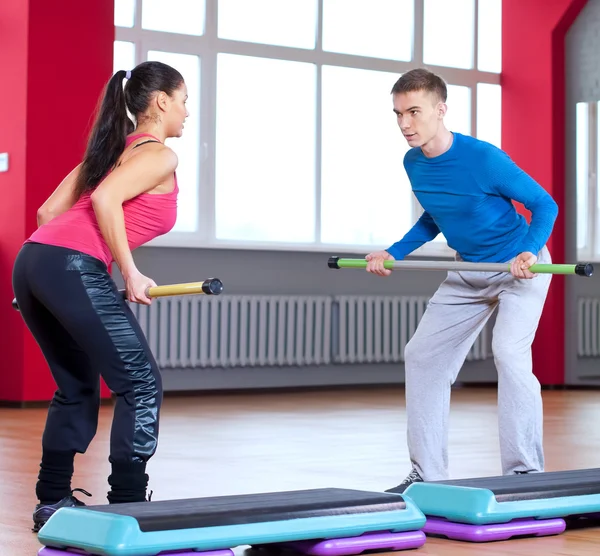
[{"x1": 2, "y1": 386, "x2": 600, "y2": 555}]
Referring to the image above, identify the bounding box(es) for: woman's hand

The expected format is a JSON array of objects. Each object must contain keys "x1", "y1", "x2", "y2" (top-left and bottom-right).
[{"x1": 124, "y1": 269, "x2": 157, "y2": 305}]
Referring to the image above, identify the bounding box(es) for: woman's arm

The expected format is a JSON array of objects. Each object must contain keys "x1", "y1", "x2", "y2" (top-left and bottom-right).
[
  {"x1": 90, "y1": 143, "x2": 178, "y2": 281},
  {"x1": 37, "y1": 164, "x2": 82, "y2": 226}
]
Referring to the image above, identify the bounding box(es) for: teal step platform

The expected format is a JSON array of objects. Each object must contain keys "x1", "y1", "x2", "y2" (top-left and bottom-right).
[
  {"x1": 399, "y1": 468, "x2": 600, "y2": 525},
  {"x1": 38, "y1": 488, "x2": 426, "y2": 556}
]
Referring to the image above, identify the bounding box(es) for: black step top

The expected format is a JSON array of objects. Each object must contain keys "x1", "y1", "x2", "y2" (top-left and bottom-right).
[{"x1": 80, "y1": 488, "x2": 408, "y2": 532}]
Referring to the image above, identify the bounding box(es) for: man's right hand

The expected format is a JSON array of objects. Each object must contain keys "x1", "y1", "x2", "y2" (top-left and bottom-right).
[{"x1": 365, "y1": 250, "x2": 395, "y2": 277}]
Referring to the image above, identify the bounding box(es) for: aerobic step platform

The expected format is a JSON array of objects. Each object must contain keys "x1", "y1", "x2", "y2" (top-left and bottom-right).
[
  {"x1": 257, "y1": 530, "x2": 426, "y2": 556},
  {"x1": 396, "y1": 468, "x2": 600, "y2": 541},
  {"x1": 421, "y1": 517, "x2": 566, "y2": 542},
  {"x1": 37, "y1": 488, "x2": 426, "y2": 556}
]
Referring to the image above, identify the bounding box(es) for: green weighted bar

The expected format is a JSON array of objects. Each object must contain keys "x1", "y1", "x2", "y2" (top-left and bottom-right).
[{"x1": 328, "y1": 257, "x2": 594, "y2": 277}]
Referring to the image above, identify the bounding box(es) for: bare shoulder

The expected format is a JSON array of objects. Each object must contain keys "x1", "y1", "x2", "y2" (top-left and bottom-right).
[
  {"x1": 92, "y1": 141, "x2": 179, "y2": 201},
  {"x1": 124, "y1": 141, "x2": 179, "y2": 173},
  {"x1": 160, "y1": 145, "x2": 179, "y2": 168}
]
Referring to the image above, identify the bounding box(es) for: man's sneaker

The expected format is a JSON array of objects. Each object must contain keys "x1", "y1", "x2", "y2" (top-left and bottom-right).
[
  {"x1": 385, "y1": 468, "x2": 424, "y2": 494},
  {"x1": 32, "y1": 488, "x2": 92, "y2": 533}
]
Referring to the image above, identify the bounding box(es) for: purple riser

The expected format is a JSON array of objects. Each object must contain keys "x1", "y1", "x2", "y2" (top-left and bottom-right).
[
  {"x1": 423, "y1": 517, "x2": 566, "y2": 542},
  {"x1": 273, "y1": 530, "x2": 426, "y2": 556},
  {"x1": 39, "y1": 548, "x2": 234, "y2": 556}
]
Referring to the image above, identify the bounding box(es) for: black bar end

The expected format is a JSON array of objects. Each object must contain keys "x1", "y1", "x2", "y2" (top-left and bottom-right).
[
  {"x1": 202, "y1": 278, "x2": 224, "y2": 295},
  {"x1": 328, "y1": 256, "x2": 341, "y2": 269},
  {"x1": 575, "y1": 263, "x2": 594, "y2": 277},
  {"x1": 12, "y1": 297, "x2": 19, "y2": 311}
]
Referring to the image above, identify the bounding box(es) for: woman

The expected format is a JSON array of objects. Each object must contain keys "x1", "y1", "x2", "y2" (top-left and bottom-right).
[{"x1": 12, "y1": 60, "x2": 188, "y2": 532}]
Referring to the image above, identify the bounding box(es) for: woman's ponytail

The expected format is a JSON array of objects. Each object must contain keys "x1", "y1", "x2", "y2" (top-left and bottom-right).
[{"x1": 74, "y1": 70, "x2": 134, "y2": 198}]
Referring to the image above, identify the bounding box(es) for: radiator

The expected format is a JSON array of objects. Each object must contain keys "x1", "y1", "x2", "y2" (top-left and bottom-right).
[
  {"x1": 333, "y1": 295, "x2": 489, "y2": 364},
  {"x1": 131, "y1": 294, "x2": 490, "y2": 369},
  {"x1": 578, "y1": 297, "x2": 600, "y2": 357},
  {"x1": 132, "y1": 295, "x2": 332, "y2": 369}
]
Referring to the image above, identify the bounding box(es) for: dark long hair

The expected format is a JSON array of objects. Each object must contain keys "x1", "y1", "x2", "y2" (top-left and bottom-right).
[{"x1": 75, "y1": 61, "x2": 184, "y2": 198}]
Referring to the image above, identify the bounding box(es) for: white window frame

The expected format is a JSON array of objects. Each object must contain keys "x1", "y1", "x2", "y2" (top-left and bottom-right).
[
  {"x1": 577, "y1": 101, "x2": 600, "y2": 262},
  {"x1": 115, "y1": 0, "x2": 501, "y2": 258}
]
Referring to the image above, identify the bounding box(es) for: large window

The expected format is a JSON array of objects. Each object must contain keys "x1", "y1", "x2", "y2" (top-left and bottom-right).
[
  {"x1": 215, "y1": 54, "x2": 317, "y2": 243},
  {"x1": 576, "y1": 101, "x2": 600, "y2": 261},
  {"x1": 114, "y1": 0, "x2": 502, "y2": 256}
]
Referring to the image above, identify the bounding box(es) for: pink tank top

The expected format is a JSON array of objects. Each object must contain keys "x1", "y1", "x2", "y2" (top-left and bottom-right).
[{"x1": 27, "y1": 134, "x2": 178, "y2": 268}]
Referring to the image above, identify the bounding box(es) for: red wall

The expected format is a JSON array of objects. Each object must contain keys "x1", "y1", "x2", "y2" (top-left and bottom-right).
[
  {"x1": 502, "y1": 0, "x2": 588, "y2": 385},
  {"x1": 0, "y1": 0, "x2": 114, "y2": 402},
  {"x1": 0, "y1": 0, "x2": 28, "y2": 401}
]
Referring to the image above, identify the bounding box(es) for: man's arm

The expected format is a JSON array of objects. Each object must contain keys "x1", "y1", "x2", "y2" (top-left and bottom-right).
[
  {"x1": 386, "y1": 210, "x2": 441, "y2": 260},
  {"x1": 480, "y1": 148, "x2": 558, "y2": 256}
]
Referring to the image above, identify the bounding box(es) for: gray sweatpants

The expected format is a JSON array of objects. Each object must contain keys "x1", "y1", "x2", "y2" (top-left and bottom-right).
[{"x1": 404, "y1": 246, "x2": 552, "y2": 480}]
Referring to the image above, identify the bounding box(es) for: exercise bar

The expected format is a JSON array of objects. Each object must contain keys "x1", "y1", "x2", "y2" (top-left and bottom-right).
[
  {"x1": 147, "y1": 278, "x2": 224, "y2": 297},
  {"x1": 328, "y1": 257, "x2": 594, "y2": 277},
  {"x1": 11, "y1": 278, "x2": 223, "y2": 311}
]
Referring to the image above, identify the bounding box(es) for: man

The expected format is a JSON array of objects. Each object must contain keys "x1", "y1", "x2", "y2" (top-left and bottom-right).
[{"x1": 366, "y1": 68, "x2": 558, "y2": 492}]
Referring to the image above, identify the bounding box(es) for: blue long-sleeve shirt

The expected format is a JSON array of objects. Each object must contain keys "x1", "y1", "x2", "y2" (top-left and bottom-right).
[{"x1": 386, "y1": 132, "x2": 558, "y2": 263}]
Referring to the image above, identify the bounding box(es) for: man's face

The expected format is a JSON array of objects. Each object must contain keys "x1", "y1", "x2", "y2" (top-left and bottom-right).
[{"x1": 392, "y1": 89, "x2": 445, "y2": 148}]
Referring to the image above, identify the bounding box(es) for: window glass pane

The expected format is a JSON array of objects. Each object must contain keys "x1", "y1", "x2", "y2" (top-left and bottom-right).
[
  {"x1": 322, "y1": 0, "x2": 413, "y2": 61},
  {"x1": 113, "y1": 41, "x2": 136, "y2": 75},
  {"x1": 576, "y1": 102, "x2": 589, "y2": 252},
  {"x1": 218, "y1": 0, "x2": 317, "y2": 49},
  {"x1": 445, "y1": 85, "x2": 471, "y2": 136},
  {"x1": 321, "y1": 66, "x2": 412, "y2": 246},
  {"x1": 215, "y1": 55, "x2": 316, "y2": 243},
  {"x1": 477, "y1": 0, "x2": 502, "y2": 73},
  {"x1": 142, "y1": 0, "x2": 205, "y2": 36},
  {"x1": 147, "y1": 51, "x2": 201, "y2": 233},
  {"x1": 115, "y1": 0, "x2": 135, "y2": 27},
  {"x1": 424, "y1": 0, "x2": 475, "y2": 69},
  {"x1": 476, "y1": 83, "x2": 501, "y2": 148}
]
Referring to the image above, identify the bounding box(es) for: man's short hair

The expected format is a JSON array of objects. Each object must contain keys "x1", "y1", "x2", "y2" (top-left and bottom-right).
[{"x1": 390, "y1": 68, "x2": 447, "y2": 103}]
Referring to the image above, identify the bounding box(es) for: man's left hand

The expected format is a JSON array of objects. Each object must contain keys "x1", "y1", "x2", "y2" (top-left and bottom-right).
[{"x1": 511, "y1": 251, "x2": 538, "y2": 279}]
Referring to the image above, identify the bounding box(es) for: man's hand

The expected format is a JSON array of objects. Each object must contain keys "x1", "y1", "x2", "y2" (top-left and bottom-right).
[
  {"x1": 511, "y1": 251, "x2": 538, "y2": 279},
  {"x1": 365, "y1": 250, "x2": 395, "y2": 277}
]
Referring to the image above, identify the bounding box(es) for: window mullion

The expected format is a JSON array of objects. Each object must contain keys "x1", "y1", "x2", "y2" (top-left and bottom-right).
[
  {"x1": 590, "y1": 102, "x2": 598, "y2": 258},
  {"x1": 471, "y1": 0, "x2": 479, "y2": 138},
  {"x1": 200, "y1": 0, "x2": 218, "y2": 243},
  {"x1": 315, "y1": 0, "x2": 324, "y2": 245},
  {"x1": 473, "y1": 0, "x2": 479, "y2": 71},
  {"x1": 411, "y1": 0, "x2": 425, "y2": 226},
  {"x1": 413, "y1": 0, "x2": 424, "y2": 65}
]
